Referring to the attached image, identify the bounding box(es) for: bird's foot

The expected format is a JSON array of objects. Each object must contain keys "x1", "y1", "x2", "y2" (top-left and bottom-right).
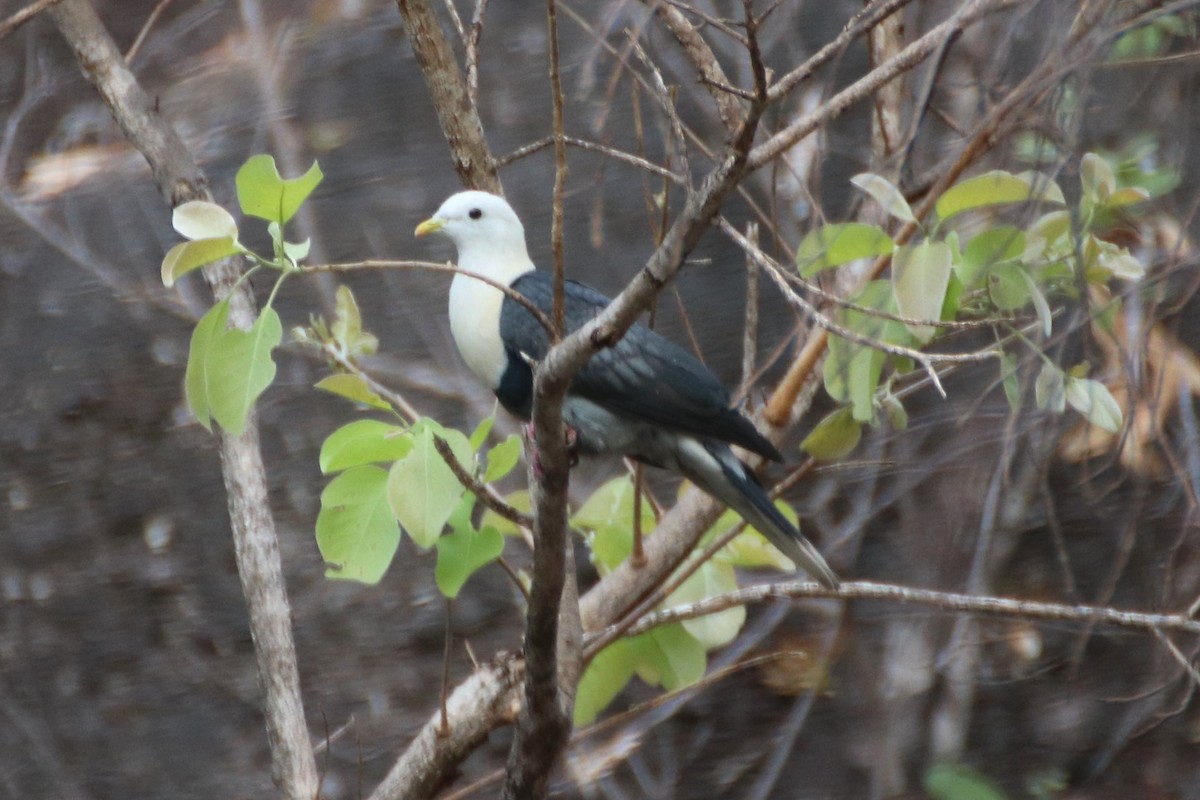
[{"x1": 525, "y1": 422, "x2": 580, "y2": 481}]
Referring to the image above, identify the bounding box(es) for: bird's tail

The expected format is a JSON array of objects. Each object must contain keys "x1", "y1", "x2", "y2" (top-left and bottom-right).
[{"x1": 677, "y1": 438, "x2": 839, "y2": 589}]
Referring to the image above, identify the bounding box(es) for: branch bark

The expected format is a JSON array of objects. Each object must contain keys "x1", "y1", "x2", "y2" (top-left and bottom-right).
[{"x1": 46, "y1": 3, "x2": 318, "y2": 799}]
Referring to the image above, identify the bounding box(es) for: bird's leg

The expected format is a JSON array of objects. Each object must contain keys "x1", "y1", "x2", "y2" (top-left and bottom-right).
[{"x1": 524, "y1": 422, "x2": 580, "y2": 480}]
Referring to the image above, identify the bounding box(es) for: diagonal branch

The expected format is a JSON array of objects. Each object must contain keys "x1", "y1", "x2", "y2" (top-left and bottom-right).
[{"x1": 44, "y1": 2, "x2": 318, "y2": 799}]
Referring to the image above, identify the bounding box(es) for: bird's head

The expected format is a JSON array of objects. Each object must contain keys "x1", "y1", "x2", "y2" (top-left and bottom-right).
[{"x1": 415, "y1": 191, "x2": 532, "y2": 275}]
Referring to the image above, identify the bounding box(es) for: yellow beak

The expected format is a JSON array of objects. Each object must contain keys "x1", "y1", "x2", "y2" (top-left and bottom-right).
[{"x1": 414, "y1": 217, "x2": 445, "y2": 237}]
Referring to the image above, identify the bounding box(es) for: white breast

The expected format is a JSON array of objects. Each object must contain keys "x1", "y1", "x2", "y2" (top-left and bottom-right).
[{"x1": 448, "y1": 271, "x2": 508, "y2": 389}]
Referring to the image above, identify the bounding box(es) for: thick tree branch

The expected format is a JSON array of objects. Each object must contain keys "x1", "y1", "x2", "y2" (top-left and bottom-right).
[
  {"x1": 396, "y1": 0, "x2": 500, "y2": 192},
  {"x1": 45, "y1": 2, "x2": 318, "y2": 799}
]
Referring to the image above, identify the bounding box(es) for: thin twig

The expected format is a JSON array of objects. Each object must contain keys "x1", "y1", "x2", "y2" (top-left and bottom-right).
[
  {"x1": 496, "y1": 135, "x2": 683, "y2": 183},
  {"x1": 431, "y1": 434, "x2": 534, "y2": 530},
  {"x1": 124, "y1": 0, "x2": 173, "y2": 63},
  {"x1": 0, "y1": 0, "x2": 62, "y2": 41}
]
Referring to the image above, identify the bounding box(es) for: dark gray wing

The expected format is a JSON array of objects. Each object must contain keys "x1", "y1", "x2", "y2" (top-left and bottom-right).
[{"x1": 500, "y1": 271, "x2": 781, "y2": 461}]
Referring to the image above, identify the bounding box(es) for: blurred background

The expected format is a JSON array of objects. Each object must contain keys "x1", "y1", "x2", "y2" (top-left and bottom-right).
[{"x1": 2, "y1": 0, "x2": 1199, "y2": 797}]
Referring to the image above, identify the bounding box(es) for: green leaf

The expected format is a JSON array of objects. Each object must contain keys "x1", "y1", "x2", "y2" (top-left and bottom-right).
[
  {"x1": 705, "y1": 502, "x2": 801, "y2": 571},
  {"x1": 822, "y1": 280, "x2": 909, "y2": 423},
  {"x1": 282, "y1": 237, "x2": 311, "y2": 263},
  {"x1": 924, "y1": 763, "x2": 1008, "y2": 800},
  {"x1": 987, "y1": 263, "x2": 1032, "y2": 311},
  {"x1": 796, "y1": 223, "x2": 894, "y2": 277},
  {"x1": 314, "y1": 373, "x2": 392, "y2": 411},
  {"x1": 574, "y1": 638, "x2": 637, "y2": 726},
  {"x1": 1019, "y1": 269, "x2": 1053, "y2": 336},
  {"x1": 851, "y1": 172, "x2": 916, "y2": 223},
  {"x1": 208, "y1": 308, "x2": 283, "y2": 436},
  {"x1": 800, "y1": 406, "x2": 862, "y2": 460},
  {"x1": 434, "y1": 524, "x2": 504, "y2": 598},
  {"x1": 236, "y1": 154, "x2": 324, "y2": 224},
  {"x1": 481, "y1": 489, "x2": 530, "y2": 537},
  {"x1": 666, "y1": 560, "x2": 745, "y2": 649},
  {"x1": 184, "y1": 298, "x2": 231, "y2": 432},
  {"x1": 936, "y1": 170, "x2": 1063, "y2": 220},
  {"x1": 892, "y1": 240, "x2": 953, "y2": 343},
  {"x1": 387, "y1": 421, "x2": 473, "y2": 549},
  {"x1": 320, "y1": 419, "x2": 413, "y2": 473},
  {"x1": 172, "y1": 200, "x2": 239, "y2": 240},
  {"x1": 959, "y1": 227, "x2": 1025, "y2": 289},
  {"x1": 1035, "y1": 362, "x2": 1066, "y2": 413},
  {"x1": 484, "y1": 434, "x2": 522, "y2": 483},
  {"x1": 469, "y1": 412, "x2": 496, "y2": 451},
  {"x1": 1065, "y1": 377, "x2": 1123, "y2": 432},
  {"x1": 882, "y1": 394, "x2": 908, "y2": 430},
  {"x1": 573, "y1": 475, "x2": 657, "y2": 573},
  {"x1": 1000, "y1": 352, "x2": 1021, "y2": 412},
  {"x1": 1080, "y1": 152, "x2": 1116, "y2": 208},
  {"x1": 316, "y1": 465, "x2": 400, "y2": 584},
  {"x1": 185, "y1": 300, "x2": 282, "y2": 435},
  {"x1": 629, "y1": 623, "x2": 706, "y2": 691},
  {"x1": 161, "y1": 237, "x2": 243, "y2": 287}
]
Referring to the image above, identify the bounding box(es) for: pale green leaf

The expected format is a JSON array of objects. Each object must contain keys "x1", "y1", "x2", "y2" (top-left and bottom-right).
[
  {"x1": 796, "y1": 223, "x2": 893, "y2": 277},
  {"x1": 629, "y1": 623, "x2": 706, "y2": 691},
  {"x1": 851, "y1": 172, "x2": 916, "y2": 223},
  {"x1": 1065, "y1": 377, "x2": 1123, "y2": 432},
  {"x1": 1080, "y1": 152, "x2": 1116, "y2": 206},
  {"x1": 161, "y1": 237, "x2": 243, "y2": 287},
  {"x1": 574, "y1": 638, "x2": 637, "y2": 726},
  {"x1": 987, "y1": 263, "x2": 1032, "y2": 311},
  {"x1": 1000, "y1": 352, "x2": 1021, "y2": 412},
  {"x1": 892, "y1": 240, "x2": 953, "y2": 343},
  {"x1": 314, "y1": 374, "x2": 392, "y2": 411},
  {"x1": 800, "y1": 406, "x2": 862, "y2": 460},
  {"x1": 172, "y1": 200, "x2": 238, "y2": 240},
  {"x1": 959, "y1": 227, "x2": 1025, "y2": 289},
  {"x1": 207, "y1": 308, "x2": 283, "y2": 436},
  {"x1": 320, "y1": 419, "x2": 413, "y2": 473},
  {"x1": 283, "y1": 237, "x2": 311, "y2": 263},
  {"x1": 924, "y1": 764, "x2": 1007, "y2": 800},
  {"x1": 236, "y1": 154, "x2": 324, "y2": 224},
  {"x1": 484, "y1": 434, "x2": 523, "y2": 483},
  {"x1": 434, "y1": 524, "x2": 504, "y2": 598},
  {"x1": 1106, "y1": 186, "x2": 1150, "y2": 208},
  {"x1": 1014, "y1": 170, "x2": 1067, "y2": 205},
  {"x1": 469, "y1": 411, "x2": 496, "y2": 451},
  {"x1": 387, "y1": 422, "x2": 473, "y2": 548},
  {"x1": 317, "y1": 465, "x2": 400, "y2": 584},
  {"x1": 1035, "y1": 362, "x2": 1066, "y2": 413},
  {"x1": 936, "y1": 170, "x2": 1058, "y2": 219},
  {"x1": 184, "y1": 298, "x2": 231, "y2": 431},
  {"x1": 1019, "y1": 269, "x2": 1053, "y2": 336},
  {"x1": 666, "y1": 560, "x2": 745, "y2": 649},
  {"x1": 481, "y1": 489, "x2": 530, "y2": 537}
]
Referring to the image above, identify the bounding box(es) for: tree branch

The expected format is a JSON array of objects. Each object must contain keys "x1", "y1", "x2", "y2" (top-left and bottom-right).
[{"x1": 45, "y1": 2, "x2": 318, "y2": 798}]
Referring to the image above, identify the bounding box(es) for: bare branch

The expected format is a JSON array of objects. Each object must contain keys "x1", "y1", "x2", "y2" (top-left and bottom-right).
[{"x1": 0, "y1": 0, "x2": 62, "y2": 41}]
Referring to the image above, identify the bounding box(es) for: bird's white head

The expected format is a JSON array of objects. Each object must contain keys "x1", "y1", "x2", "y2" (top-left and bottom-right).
[{"x1": 415, "y1": 191, "x2": 534, "y2": 281}]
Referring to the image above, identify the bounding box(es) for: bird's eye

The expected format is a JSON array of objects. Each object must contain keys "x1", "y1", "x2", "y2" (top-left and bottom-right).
[{"x1": 468, "y1": 208, "x2": 482, "y2": 220}]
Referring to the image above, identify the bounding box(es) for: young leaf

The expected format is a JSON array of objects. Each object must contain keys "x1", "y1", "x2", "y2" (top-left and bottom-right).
[
  {"x1": 1035, "y1": 362, "x2": 1066, "y2": 413},
  {"x1": 387, "y1": 422, "x2": 473, "y2": 548},
  {"x1": 1019, "y1": 269, "x2": 1054, "y2": 336},
  {"x1": 469, "y1": 412, "x2": 496, "y2": 451},
  {"x1": 236, "y1": 154, "x2": 324, "y2": 225},
  {"x1": 800, "y1": 406, "x2": 862, "y2": 460},
  {"x1": 1080, "y1": 152, "x2": 1116, "y2": 207},
  {"x1": 314, "y1": 374, "x2": 392, "y2": 411},
  {"x1": 796, "y1": 223, "x2": 893, "y2": 277},
  {"x1": 207, "y1": 307, "x2": 283, "y2": 436},
  {"x1": 483, "y1": 434, "x2": 522, "y2": 483},
  {"x1": 172, "y1": 200, "x2": 239, "y2": 240},
  {"x1": 161, "y1": 237, "x2": 244, "y2": 287},
  {"x1": 987, "y1": 263, "x2": 1032, "y2": 311},
  {"x1": 316, "y1": 465, "x2": 400, "y2": 584},
  {"x1": 185, "y1": 298, "x2": 232, "y2": 431},
  {"x1": 574, "y1": 638, "x2": 637, "y2": 726},
  {"x1": 434, "y1": 524, "x2": 504, "y2": 599},
  {"x1": 936, "y1": 170, "x2": 1061, "y2": 220},
  {"x1": 1065, "y1": 377, "x2": 1123, "y2": 432},
  {"x1": 851, "y1": 172, "x2": 917, "y2": 223},
  {"x1": 330, "y1": 285, "x2": 378, "y2": 356},
  {"x1": 892, "y1": 240, "x2": 953, "y2": 343},
  {"x1": 665, "y1": 559, "x2": 745, "y2": 650},
  {"x1": 319, "y1": 419, "x2": 413, "y2": 474},
  {"x1": 629, "y1": 623, "x2": 706, "y2": 691}
]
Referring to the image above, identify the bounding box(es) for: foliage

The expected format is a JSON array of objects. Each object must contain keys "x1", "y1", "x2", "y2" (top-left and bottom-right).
[{"x1": 800, "y1": 153, "x2": 1145, "y2": 459}]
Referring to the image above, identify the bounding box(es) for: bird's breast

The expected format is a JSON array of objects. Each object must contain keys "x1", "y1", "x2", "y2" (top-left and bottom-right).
[{"x1": 448, "y1": 272, "x2": 508, "y2": 389}]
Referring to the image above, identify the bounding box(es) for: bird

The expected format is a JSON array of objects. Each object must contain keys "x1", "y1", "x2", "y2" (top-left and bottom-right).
[{"x1": 415, "y1": 190, "x2": 838, "y2": 589}]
